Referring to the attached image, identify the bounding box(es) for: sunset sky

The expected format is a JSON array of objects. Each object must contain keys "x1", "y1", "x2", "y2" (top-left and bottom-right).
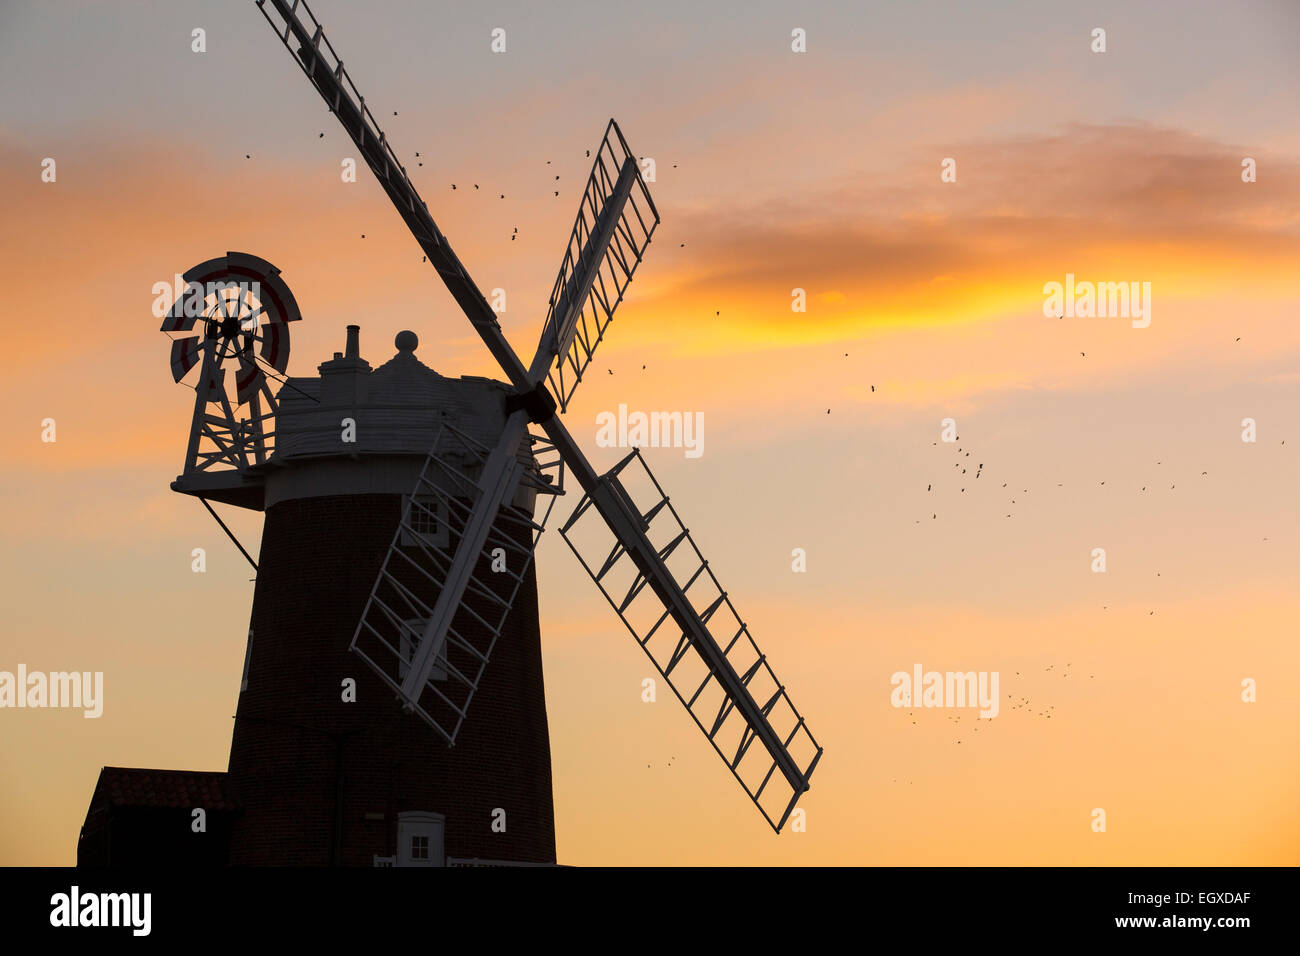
[{"x1": 2, "y1": 0, "x2": 1298, "y2": 865}]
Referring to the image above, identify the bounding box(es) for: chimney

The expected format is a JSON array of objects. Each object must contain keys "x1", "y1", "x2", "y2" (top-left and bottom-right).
[{"x1": 318, "y1": 324, "x2": 371, "y2": 405}]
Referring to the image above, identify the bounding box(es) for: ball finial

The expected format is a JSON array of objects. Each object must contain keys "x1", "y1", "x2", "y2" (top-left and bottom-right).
[{"x1": 395, "y1": 330, "x2": 418, "y2": 353}]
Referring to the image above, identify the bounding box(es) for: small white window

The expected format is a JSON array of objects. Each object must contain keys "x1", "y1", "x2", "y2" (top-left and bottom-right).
[
  {"x1": 396, "y1": 811, "x2": 445, "y2": 867},
  {"x1": 401, "y1": 494, "x2": 449, "y2": 548}
]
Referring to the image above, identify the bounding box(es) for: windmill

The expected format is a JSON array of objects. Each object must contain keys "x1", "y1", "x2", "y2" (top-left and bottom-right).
[
  {"x1": 255, "y1": 0, "x2": 821, "y2": 833},
  {"x1": 161, "y1": 251, "x2": 301, "y2": 511}
]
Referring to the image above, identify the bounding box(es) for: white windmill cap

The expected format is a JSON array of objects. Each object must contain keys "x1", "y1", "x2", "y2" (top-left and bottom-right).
[{"x1": 263, "y1": 325, "x2": 534, "y2": 511}]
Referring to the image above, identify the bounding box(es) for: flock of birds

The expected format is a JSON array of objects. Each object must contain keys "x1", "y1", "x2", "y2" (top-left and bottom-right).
[
  {"x1": 247, "y1": 128, "x2": 680, "y2": 253},
  {"x1": 246, "y1": 124, "x2": 716, "y2": 393},
  {"x1": 921, "y1": 435, "x2": 1230, "y2": 532},
  {"x1": 883, "y1": 405, "x2": 1287, "y2": 756}
]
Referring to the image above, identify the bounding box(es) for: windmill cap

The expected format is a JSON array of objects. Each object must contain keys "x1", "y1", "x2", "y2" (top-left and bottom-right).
[{"x1": 395, "y1": 330, "x2": 418, "y2": 353}]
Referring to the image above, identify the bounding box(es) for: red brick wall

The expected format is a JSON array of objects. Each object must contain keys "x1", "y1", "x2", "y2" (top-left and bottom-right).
[{"x1": 227, "y1": 492, "x2": 556, "y2": 865}]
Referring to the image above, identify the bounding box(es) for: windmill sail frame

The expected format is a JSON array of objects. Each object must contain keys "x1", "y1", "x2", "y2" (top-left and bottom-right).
[
  {"x1": 559, "y1": 448, "x2": 822, "y2": 831},
  {"x1": 534, "y1": 120, "x2": 659, "y2": 412},
  {"x1": 350, "y1": 421, "x2": 563, "y2": 746}
]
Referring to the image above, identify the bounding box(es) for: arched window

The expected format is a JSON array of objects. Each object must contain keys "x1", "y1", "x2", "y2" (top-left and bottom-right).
[{"x1": 396, "y1": 811, "x2": 445, "y2": 867}]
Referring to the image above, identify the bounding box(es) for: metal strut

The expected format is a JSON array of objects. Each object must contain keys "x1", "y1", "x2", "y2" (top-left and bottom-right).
[{"x1": 199, "y1": 497, "x2": 259, "y2": 571}]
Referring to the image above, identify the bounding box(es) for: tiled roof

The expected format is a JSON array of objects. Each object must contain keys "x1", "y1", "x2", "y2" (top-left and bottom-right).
[{"x1": 92, "y1": 767, "x2": 238, "y2": 811}]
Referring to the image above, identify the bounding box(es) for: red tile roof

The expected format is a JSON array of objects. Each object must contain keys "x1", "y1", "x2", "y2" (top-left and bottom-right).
[{"x1": 92, "y1": 767, "x2": 238, "y2": 811}]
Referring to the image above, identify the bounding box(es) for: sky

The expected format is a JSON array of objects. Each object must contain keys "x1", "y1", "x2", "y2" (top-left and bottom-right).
[{"x1": 1, "y1": 0, "x2": 1299, "y2": 865}]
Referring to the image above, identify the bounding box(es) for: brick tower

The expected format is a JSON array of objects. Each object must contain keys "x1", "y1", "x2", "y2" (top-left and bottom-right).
[{"x1": 223, "y1": 325, "x2": 556, "y2": 865}]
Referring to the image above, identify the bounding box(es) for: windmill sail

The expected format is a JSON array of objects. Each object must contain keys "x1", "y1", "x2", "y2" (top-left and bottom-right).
[
  {"x1": 533, "y1": 120, "x2": 659, "y2": 410},
  {"x1": 350, "y1": 421, "x2": 562, "y2": 745},
  {"x1": 560, "y1": 449, "x2": 822, "y2": 832},
  {"x1": 395, "y1": 412, "x2": 528, "y2": 706},
  {"x1": 256, "y1": 0, "x2": 518, "y2": 382}
]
